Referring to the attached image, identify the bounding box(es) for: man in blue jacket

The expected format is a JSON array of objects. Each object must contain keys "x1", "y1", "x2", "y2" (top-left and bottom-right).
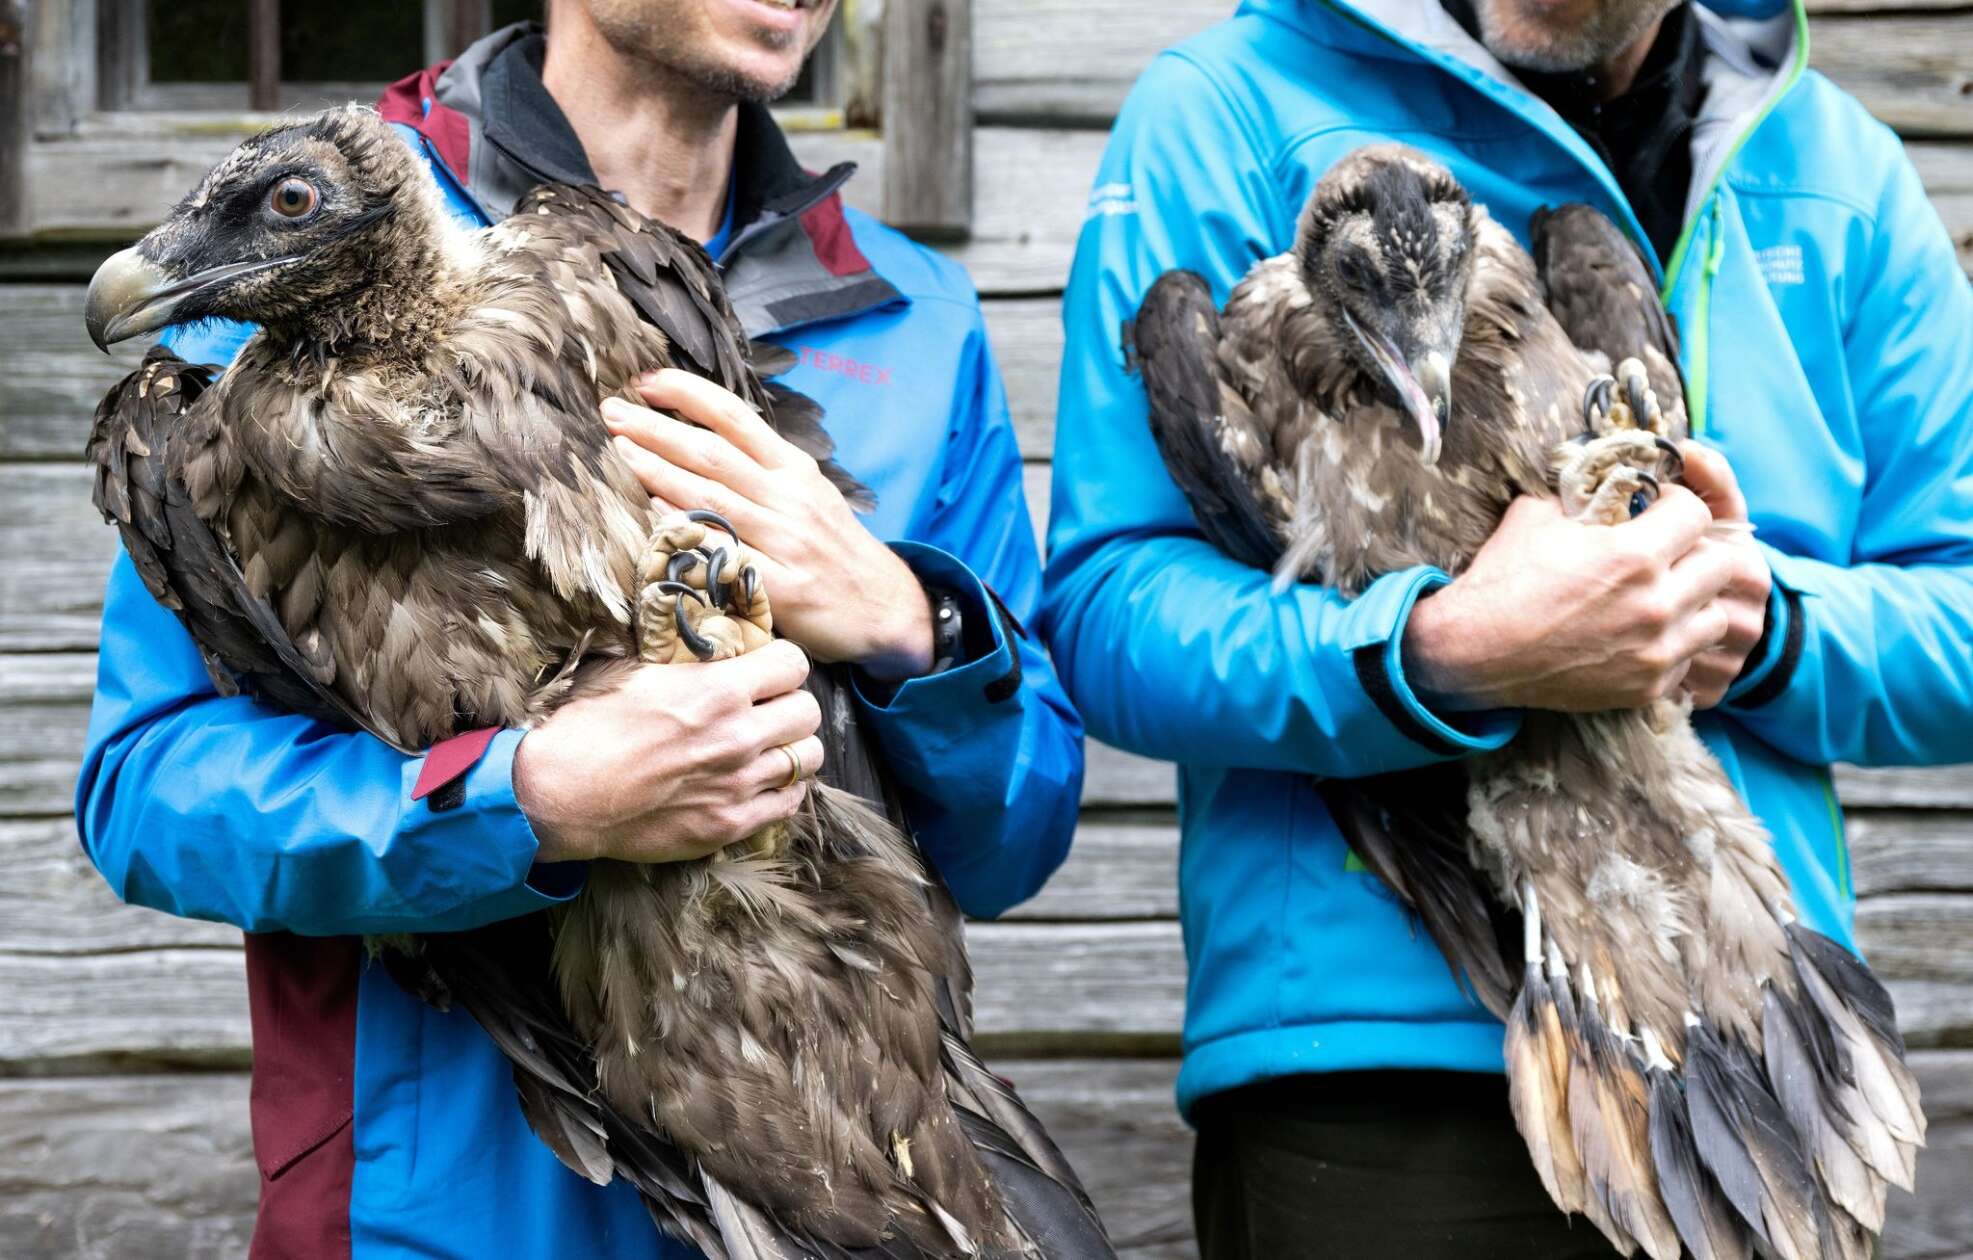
[
  {"x1": 1045, "y1": 0, "x2": 1972, "y2": 1253},
  {"x1": 75, "y1": 2, "x2": 1083, "y2": 1256}
]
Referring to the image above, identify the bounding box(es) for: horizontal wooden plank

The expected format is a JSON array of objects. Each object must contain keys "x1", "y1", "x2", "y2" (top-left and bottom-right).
[
  {"x1": 973, "y1": 3, "x2": 1973, "y2": 138},
  {"x1": 6, "y1": 879, "x2": 1971, "y2": 1070},
  {"x1": 3, "y1": 1053, "x2": 1970, "y2": 1259},
  {"x1": 0, "y1": 285, "x2": 145, "y2": 459},
  {"x1": 0, "y1": 1073, "x2": 258, "y2": 1260},
  {"x1": 0, "y1": 464, "x2": 117, "y2": 652}
]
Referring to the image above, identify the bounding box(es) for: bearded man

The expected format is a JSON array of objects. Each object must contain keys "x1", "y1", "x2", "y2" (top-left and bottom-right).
[
  {"x1": 75, "y1": 3, "x2": 1084, "y2": 1255},
  {"x1": 1041, "y1": 0, "x2": 1973, "y2": 1254}
]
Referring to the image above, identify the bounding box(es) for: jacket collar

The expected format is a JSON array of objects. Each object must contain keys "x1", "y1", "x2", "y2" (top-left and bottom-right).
[
  {"x1": 1238, "y1": 0, "x2": 1802, "y2": 271},
  {"x1": 378, "y1": 24, "x2": 904, "y2": 337}
]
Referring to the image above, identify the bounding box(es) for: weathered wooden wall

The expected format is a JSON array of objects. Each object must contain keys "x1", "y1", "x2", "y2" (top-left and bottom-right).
[{"x1": 2, "y1": 1, "x2": 1971, "y2": 1256}]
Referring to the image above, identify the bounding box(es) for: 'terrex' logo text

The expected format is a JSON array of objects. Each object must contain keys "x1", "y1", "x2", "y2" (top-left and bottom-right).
[{"x1": 796, "y1": 345, "x2": 893, "y2": 386}]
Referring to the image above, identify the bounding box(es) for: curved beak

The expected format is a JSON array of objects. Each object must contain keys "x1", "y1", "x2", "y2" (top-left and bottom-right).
[
  {"x1": 1341, "y1": 309, "x2": 1451, "y2": 466},
  {"x1": 85, "y1": 248, "x2": 178, "y2": 352},
  {"x1": 84, "y1": 247, "x2": 295, "y2": 351}
]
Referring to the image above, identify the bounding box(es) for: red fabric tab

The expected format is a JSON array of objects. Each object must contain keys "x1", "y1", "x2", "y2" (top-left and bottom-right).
[
  {"x1": 412, "y1": 727, "x2": 501, "y2": 801},
  {"x1": 800, "y1": 194, "x2": 872, "y2": 278}
]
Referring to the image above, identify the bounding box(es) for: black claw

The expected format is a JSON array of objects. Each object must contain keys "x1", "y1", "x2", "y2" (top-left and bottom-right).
[
  {"x1": 1653, "y1": 435, "x2": 1685, "y2": 475},
  {"x1": 702, "y1": 547, "x2": 731, "y2": 609},
  {"x1": 1582, "y1": 376, "x2": 1615, "y2": 425},
  {"x1": 672, "y1": 599, "x2": 719, "y2": 660},
  {"x1": 1635, "y1": 471, "x2": 1660, "y2": 492},
  {"x1": 653, "y1": 580, "x2": 708, "y2": 606},
  {"x1": 741, "y1": 566, "x2": 759, "y2": 608},
  {"x1": 685, "y1": 509, "x2": 741, "y2": 546},
  {"x1": 1624, "y1": 373, "x2": 1654, "y2": 427},
  {"x1": 666, "y1": 551, "x2": 700, "y2": 584}
]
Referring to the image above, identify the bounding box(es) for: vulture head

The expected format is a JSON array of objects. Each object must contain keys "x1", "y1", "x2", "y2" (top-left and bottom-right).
[
  {"x1": 86, "y1": 107, "x2": 464, "y2": 351},
  {"x1": 1297, "y1": 145, "x2": 1477, "y2": 465}
]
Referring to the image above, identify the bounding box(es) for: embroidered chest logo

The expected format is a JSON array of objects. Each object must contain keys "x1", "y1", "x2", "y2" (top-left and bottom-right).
[
  {"x1": 795, "y1": 345, "x2": 893, "y2": 387},
  {"x1": 1756, "y1": 243, "x2": 1805, "y2": 287}
]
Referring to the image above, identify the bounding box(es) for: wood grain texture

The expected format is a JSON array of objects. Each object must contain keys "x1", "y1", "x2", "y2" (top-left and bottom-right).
[
  {"x1": 2, "y1": 830, "x2": 1967, "y2": 1067},
  {"x1": 2, "y1": 1054, "x2": 1969, "y2": 1260},
  {"x1": 883, "y1": 0, "x2": 973, "y2": 235}
]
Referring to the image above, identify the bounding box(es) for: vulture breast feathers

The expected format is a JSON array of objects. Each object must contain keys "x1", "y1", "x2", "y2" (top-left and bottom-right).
[
  {"x1": 1130, "y1": 145, "x2": 1922, "y2": 1260},
  {"x1": 82, "y1": 107, "x2": 1112, "y2": 1260}
]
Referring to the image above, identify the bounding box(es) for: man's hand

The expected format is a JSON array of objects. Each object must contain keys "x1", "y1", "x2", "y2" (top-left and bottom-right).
[
  {"x1": 1675, "y1": 441, "x2": 1773, "y2": 707},
  {"x1": 1403, "y1": 483, "x2": 1745, "y2": 712},
  {"x1": 602, "y1": 370, "x2": 934, "y2": 681},
  {"x1": 513, "y1": 641, "x2": 824, "y2": 863}
]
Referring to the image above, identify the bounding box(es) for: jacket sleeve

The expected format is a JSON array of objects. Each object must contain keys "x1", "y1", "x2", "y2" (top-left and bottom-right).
[
  {"x1": 74, "y1": 322, "x2": 583, "y2": 937},
  {"x1": 1719, "y1": 145, "x2": 1973, "y2": 767},
  {"x1": 1040, "y1": 54, "x2": 1520, "y2": 778},
  {"x1": 850, "y1": 310, "x2": 1086, "y2": 920}
]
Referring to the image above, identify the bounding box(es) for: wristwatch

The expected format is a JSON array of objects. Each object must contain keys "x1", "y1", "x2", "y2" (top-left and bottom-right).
[{"x1": 928, "y1": 587, "x2": 964, "y2": 675}]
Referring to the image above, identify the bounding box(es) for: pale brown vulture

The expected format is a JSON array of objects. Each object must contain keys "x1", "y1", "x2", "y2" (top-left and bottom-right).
[
  {"x1": 82, "y1": 106, "x2": 1111, "y2": 1260},
  {"x1": 1128, "y1": 144, "x2": 1922, "y2": 1260}
]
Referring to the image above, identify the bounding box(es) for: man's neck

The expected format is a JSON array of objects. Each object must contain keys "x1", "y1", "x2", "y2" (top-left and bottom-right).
[
  {"x1": 539, "y1": 15, "x2": 736, "y2": 240},
  {"x1": 1588, "y1": 15, "x2": 1664, "y2": 101}
]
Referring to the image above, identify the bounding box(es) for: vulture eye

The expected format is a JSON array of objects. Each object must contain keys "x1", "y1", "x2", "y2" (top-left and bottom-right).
[
  {"x1": 1336, "y1": 253, "x2": 1374, "y2": 289},
  {"x1": 268, "y1": 179, "x2": 319, "y2": 220}
]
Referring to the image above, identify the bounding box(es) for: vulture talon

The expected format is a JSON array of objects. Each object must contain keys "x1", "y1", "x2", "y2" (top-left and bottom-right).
[
  {"x1": 685, "y1": 509, "x2": 741, "y2": 546},
  {"x1": 653, "y1": 580, "x2": 708, "y2": 606},
  {"x1": 1582, "y1": 376, "x2": 1615, "y2": 426},
  {"x1": 672, "y1": 599, "x2": 720, "y2": 660},
  {"x1": 1653, "y1": 436, "x2": 1685, "y2": 476},
  {"x1": 741, "y1": 566, "x2": 759, "y2": 608},
  {"x1": 702, "y1": 547, "x2": 731, "y2": 609},
  {"x1": 665, "y1": 551, "x2": 700, "y2": 584}
]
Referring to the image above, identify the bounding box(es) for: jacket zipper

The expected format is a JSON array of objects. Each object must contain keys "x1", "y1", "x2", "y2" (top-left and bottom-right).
[{"x1": 1684, "y1": 199, "x2": 1726, "y2": 436}]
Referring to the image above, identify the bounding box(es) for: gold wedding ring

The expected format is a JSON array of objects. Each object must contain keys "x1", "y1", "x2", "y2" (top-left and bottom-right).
[{"x1": 778, "y1": 743, "x2": 804, "y2": 789}]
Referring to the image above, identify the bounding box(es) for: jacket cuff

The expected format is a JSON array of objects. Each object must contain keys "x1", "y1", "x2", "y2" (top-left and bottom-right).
[
  {"x1": 1723, "y1": 550, "x2": 1807, "y2": 711},
  {"x1": 396, "y1": 728, "x2": 587, "y2": 914},
  {"x1": 1337, "y1": 568, "x2": 1522, "y2": 758},
  {"x1": 850, "y1": 541, "x2": 1023, "y2": 720}
]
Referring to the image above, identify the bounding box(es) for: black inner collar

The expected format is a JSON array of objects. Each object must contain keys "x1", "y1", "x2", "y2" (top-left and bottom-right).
[{"x1": 1438, "y1": 0, "x2": 1706, "y2": 261}]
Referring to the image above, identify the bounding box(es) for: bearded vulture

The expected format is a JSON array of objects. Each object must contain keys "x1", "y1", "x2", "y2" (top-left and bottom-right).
[
  {"x1": 1128, "y1": 144, "x2": 1922, "y2": 1260},
  {"x1": 82, "y1": 106, "x2": 1112, "y2": 1260}
]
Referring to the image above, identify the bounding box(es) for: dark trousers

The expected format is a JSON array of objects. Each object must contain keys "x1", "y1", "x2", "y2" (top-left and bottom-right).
[{"x1": 1192, "y1": 1070, "x2": 1621, "y2": 1259}]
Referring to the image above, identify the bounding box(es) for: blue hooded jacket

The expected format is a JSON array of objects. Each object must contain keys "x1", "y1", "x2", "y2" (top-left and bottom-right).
[
  {"x1": 1043, "y1": 0, "x2": 1973, "y2": 1117},
  {"x1": 74, "y1": 28, "x2": 1084, "y2": 1260}
]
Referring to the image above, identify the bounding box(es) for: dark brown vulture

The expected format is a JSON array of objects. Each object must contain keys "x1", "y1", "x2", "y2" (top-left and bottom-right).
[
  {"x1": 81, "y1": 106, "x2": 1112, "y2": 1260},
  {"x1": 1128, "y1": 144, "x2": 1922, "y2": 1260}
]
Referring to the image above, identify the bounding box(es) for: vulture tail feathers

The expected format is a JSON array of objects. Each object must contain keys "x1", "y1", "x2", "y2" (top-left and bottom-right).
[
  {"x1": 951, "y1": 1107, "x2": 1117, "y2": 1260},
  {"x1": 940, "y1": 1031, "x2": 1104, "y2": 1225},
  {"x1": 1316, "y1": 769, "x2": 1518, "y2": 1020},
  {"x1": 1128, "y1": 269, "x2": 1286, "y2": 573},
  {"x1": 1685, "y1": 1020, "x2": 1834, "y2": 1260},
  {"x1": 1648, "y1": 1063, "x2": 1755, "y2": 1260},
  {"x1": 1566, "y1": 975, "x2": 1681, "y2": 1260},
  {"x1": 1784, "y1": 924, "x2": 1923, "y2": 1188},
  {"x1": 1762, "y1": 985, "x2": 1889, "y2": 1232},
  {"x1": 1503, "y1": 897, "x2": 1587, "y2": 1215}
]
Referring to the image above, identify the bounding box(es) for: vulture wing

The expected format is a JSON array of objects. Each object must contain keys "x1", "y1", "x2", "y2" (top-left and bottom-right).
[
  {"x1": 515, "y1": 183, "x2": 873, "y2": 511},
  {"x1": 1532, "y1": 203, "x2": 1688, "y2": 434},
  {"x1": 86, "y1": 346, "x2": 394, "y2": 746},
  {"x1": 1128, "y1": 269, "x2": 1284, "y2": 572}
]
